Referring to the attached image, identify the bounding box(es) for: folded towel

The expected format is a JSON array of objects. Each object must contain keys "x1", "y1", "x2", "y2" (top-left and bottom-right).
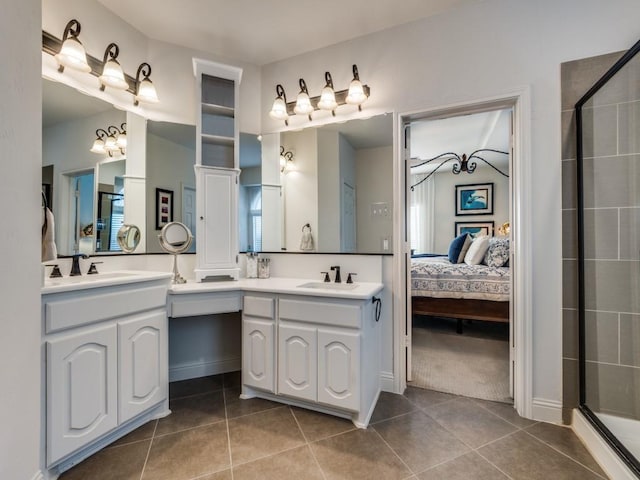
[{"x1": 42, "y1": 207, "x2": 58, "y2": 262}]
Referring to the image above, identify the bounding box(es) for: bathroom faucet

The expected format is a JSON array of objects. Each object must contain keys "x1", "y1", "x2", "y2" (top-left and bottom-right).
[
  {"x1": 330, "y1": 265, "x2": 341, "y2": 283},
  {"x1": 70, "y1": 253, "x2": 89, "y2": 276}
]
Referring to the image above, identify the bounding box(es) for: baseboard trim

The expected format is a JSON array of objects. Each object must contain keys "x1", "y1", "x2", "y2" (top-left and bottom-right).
[
  {"x1": 380, "y1": 372, "x2": 395, "y2": 393},
  {"x1": 572, "y1": 408, "x2": 637, "y2": 480},
  {"x1": 169, "y1": 357, "x2": 241, "y2": 382},
  {"x1": 531, "y1": 397, "x2": 562, "y2": 424}
]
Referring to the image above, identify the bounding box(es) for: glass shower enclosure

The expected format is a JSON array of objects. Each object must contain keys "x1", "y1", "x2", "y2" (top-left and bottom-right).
[{"x1": 576, "y1": 38, "x2": 640, "y2": 476}]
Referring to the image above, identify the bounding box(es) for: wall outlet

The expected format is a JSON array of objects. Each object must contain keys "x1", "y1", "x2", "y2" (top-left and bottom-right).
[{"x1": 382, "y1": 237, "x2": 389, "y2": 251}]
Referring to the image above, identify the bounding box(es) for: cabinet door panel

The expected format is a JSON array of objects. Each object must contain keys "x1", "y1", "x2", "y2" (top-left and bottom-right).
[
  {"x1": 318, "y1": 329, "x2": 360, "y2": 411},
  {"x1": 243, "y1": 317, "x2": 275, "y2": 392},
  {"x1": 118, "y1": 311, "x2": 168, "y2": 423},
  {"x1": 47, "y1": 324, "x2": 118, "y2": 465},
  {"x1": 278, "y1": 323, "x2": 317, "y2": 402}
]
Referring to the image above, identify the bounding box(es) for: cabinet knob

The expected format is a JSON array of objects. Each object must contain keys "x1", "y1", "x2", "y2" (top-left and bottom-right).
[{"x1": 200, "y1": 216, "x2": 204, "y2": 220}]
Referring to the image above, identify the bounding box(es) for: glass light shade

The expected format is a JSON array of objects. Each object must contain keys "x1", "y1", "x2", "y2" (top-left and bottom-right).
[
  {"x1": 317, "y1": 86, "x2": 338, "y2": 111},
  {"x1": 116, "y1": 132, "x2": 127, "y2": 149},
  {"x1": 99, "y1": 60, "x2": 129, "y2": 90},
  {"x1": 104, "y1": 135, "x2": 118, "y2": 151},
  {"x1": 55, "y1": 38, "x2": 91, "y2": 73},
  {"x1": 280, "y1": 155, "x2": 287, "y2": 169},
  {"x1": 135, "y1": 78, "x2": 159, "y2": 104},
  {"x1": 90, "y1": 138, "x2": 106, "y2": 154},
  {"x1": 294, "y1": 92, "x2": 314, "y2": 115},
  {"x1": 346, "y1": 79, "x2": 367, "y2": 105},
  {"x1": 269, "y1": 97, "x2": 289, "y2": 121}
]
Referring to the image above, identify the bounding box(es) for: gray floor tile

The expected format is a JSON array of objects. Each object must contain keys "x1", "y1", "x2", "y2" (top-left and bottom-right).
[
  {"x1": 142, "y1": 423, "x2": 230, "y2": 480},
  {"x1": 59, "y1": 440, "x2": 150, "y2": 480},
  {"x1": 108, "y1": 419, "x2": 157, "y2": 448},
  {"x1": 169, "y1": 374, "x2": 224, "y2": 399},
  {"x1": 473, "y1": 398, "x2": 538, "y2": 428},
  {"x1": 525, "y1": 422, "x2": 607, "y2": 476},
  {"x1": 370, "y1": 391, "x2": 417, "y2": 424},
  {"x1": 374, "y1": 410, "x2": 470, "y2": 472},
  {"x1": 310, "y1": 428, "x2": 411, "y2": 480},
  {"x1": 224, "y1": 386, "x2": 282, "y2": 419},
  {"x1": 228, "y1": 406, "x2": 305, "y2": 465},
  {"x1": 223, "y1": 370, "x2": 241, "y2": 389},
  {"x1": 155, "y1": 390, "x2": 226, "y2": 436},
  {"x1": 233, "y1": 445, "x2": 324, "y2": 480},
  {"x1": 425, "y1": 397, "x2": 518, "y2": 448},
  {"x1": 404, "y1": 386, "x2": 457, "y2": 409},
  {"x1": 417, "y1": 451, "x2": 509, "y2": 479},
  {"x1": 291, "y1": 406, "x2": 356, "y2": 442},
  {"x1": 478, "y1": 430, "x2": 604, "y2": 480}
]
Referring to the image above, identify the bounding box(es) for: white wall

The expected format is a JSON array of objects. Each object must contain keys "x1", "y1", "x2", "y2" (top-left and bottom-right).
[
  {"x1": 0, "y1": 1, "x2": 42, "y2": 479},
  {"x1": 317, "y1": 129, "x2": 340, "y2": 251},
  {"x1": 356, "y1": 146, "x2": 393, "y2": 252},
  {"x1": 261, "y1": 0, "x2": 640, "y2": 412},
  {"x1": 431, "y1": 165, "x2": 509, "y2": 252}
]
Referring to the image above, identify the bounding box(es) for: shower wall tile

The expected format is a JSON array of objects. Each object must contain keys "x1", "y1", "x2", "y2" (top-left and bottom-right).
[
  {"x1": 620, "y1": 314, "x2": 640, "y2": 367},
  {"x1": 585, "y1": 362, "x2": 640, "y2": 419},
  {"x1": 562, "y1": 209, "x2": 577, "y2": 259},
  {"x1": 584, "y1": 260, "x2": 640, "y2": 313},
  {"x1": 562, "y1": 309, "x2": 578, "y2": 360},
  {"x1": 563, "y1": 358, "x2": 579, "y2": 414},
  {"x1": 560, "y1": 51, "x2": 623, "y2": 110},
  {"x1": 619, "y1": 207, "x2": 640, "y2": 260},
  {"x1": 594, "y1": 58, "x2": 640, "y2": 107},
  {"x1": 585, "y1": 311, "x2": 619, "y2": 364},
  {"x1": 561, "y1": 160, "x2": 576, "y2": 210},
  {"x1": 582, "y1": 154, "x2": 640, "y2": 208},
  {"x1": 562, "y1": 259, "x2": 577, "y2": 309},
  {"x1": 583, "y1": 208, "x2": 619, "y2": 259},
  {"x1": 618, "y1": 100, "x2": 640, "y2": 155},
  {"x1": 561, "y1": 111, "x2": 576, "y2": 160},
  {"x1": 580, "y1": 105, "x2": 618, "y2": 158}
]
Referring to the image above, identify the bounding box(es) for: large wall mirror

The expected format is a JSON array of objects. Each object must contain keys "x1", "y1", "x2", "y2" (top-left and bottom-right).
[{"x1": 256, "y1": 114, "x2": 393, "y2": 254}]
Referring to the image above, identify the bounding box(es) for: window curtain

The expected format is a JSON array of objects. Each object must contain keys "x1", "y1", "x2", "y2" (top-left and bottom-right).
[{"x1": 410, "y1": 174, "x2": 435, "y2": 254}]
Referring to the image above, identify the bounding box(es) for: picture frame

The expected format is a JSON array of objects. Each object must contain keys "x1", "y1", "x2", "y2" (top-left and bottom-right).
[
  {"x1": 155, "y1": 188, "x2": 174, "y2": 230},
  {"x1": 455, "y1": 182, "x2": 494, "y2": 215},
  {"x1": 455, "y1": 221, "x2": 494, "y2": 238}
]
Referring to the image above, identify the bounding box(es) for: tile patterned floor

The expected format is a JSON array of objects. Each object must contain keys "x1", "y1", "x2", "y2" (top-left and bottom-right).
[{"x1": 59, "y1": 372, "x2": 609, "y2": 480}]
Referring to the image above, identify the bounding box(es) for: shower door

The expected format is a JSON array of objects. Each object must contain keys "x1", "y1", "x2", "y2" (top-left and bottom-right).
[{"x1": 577, "y1": 38, "x2": 640, "y2": 476}]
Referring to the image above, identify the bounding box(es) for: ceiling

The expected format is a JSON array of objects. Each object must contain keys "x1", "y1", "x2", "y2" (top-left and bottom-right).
[{"x1": 97, "y1": 0, "x2": 478, "y2": 65}]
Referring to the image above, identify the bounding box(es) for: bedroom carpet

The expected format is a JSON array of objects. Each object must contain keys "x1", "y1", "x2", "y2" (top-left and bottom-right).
[{"x1": 410, "y1": 316, "x2": 512, "y2": 404}]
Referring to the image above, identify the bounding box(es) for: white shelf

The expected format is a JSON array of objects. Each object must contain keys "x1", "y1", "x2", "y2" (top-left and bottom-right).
[
  {"x1": 201, "y1": 133, "x2": 234, "y2": 146},
  {"x1": 202, "y1": 103, "x2": 235, "y2": 118}
]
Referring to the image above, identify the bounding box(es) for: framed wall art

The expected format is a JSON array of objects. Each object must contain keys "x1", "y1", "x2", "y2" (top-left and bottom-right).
[
  {"x1": 455, "y1": 182, "x2": 494, "y2": 215},
  {"x1": 455, "y1": 221, "x2": 494, "y2": 238},
  {"x1": 155, "y1": 188, "x2": 174, "y2": 230}
]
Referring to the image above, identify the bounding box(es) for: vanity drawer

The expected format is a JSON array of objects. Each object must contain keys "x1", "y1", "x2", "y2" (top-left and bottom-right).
[
  {"x1": 168, "y1": 291, "x2": 242, "y2": 318},
  {"x1": 243, "y1": 295, "x2": 274, "y2": 319},
  {"x1": 44, "y1": 284, "x2": 167, "y2": 334},
  {"x1": 279, "y1": 298, "x2": 361, "y2": 328}
]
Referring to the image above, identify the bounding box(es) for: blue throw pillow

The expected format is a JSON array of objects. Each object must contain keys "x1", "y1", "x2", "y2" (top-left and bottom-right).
[{"x1": 448, "y1": 233, "x2": 471, "y2": 263}]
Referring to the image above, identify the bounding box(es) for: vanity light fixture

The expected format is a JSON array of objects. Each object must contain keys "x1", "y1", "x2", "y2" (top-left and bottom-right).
[
  {"x1": 269, "y1": 84, "x2": 289, "y2": 126},
  {"x1": 294, "y1": 79, "x2": 314, "y2": 120},
  {"x1": 317, "y1": 72, "x2": 338, "y2": 115},
  {"x1": 134, "y1": 63, "x2": 159, "y2": 106},
  {"x1": 54, "y1": 19, "x2": 91, "y2": 73},
  {"x1": 115, "y1": 123, "x2": 127, "y2": 149},
  {"x1": 90, "y1": 128, "x2": 109, "y2": 154},
  {"x1": 280, "y1": 146, "x2": 294, "y2": 173},
  {"x1": 269, "y1": 64, "x2": 370, "y2": 125},
  {"x1": 99, "y1": 43, "x2": 129, "y2": 91},
  {"x1": 104, "y1": 126, "x2": 120, "y2": 153}
]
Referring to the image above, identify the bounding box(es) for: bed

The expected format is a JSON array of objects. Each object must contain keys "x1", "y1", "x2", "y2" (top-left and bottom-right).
[{"x1": 411, "y1": 255, "x2": 510, "y2": 333}]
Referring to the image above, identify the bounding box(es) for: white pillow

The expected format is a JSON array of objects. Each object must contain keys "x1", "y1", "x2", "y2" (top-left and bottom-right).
[{"x1": 464, "y1": 235, "x2": 491, "y2": 265}]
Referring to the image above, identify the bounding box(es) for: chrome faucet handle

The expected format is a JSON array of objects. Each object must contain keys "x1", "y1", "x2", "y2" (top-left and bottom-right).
[
  {"x1": 321, "y1": 271, "x2": 330, "y2": 282},
  {"x1": 346, "y1": 273, "x2": 357, "y2": 284},
  {"x1": 330, "y1": 265, "x2": 341, "y2": 283}
]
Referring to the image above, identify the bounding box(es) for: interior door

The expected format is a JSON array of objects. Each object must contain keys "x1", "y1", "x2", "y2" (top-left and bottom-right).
[{"x1": 404, "y1": 123, "x2": 413, "y2": 382}]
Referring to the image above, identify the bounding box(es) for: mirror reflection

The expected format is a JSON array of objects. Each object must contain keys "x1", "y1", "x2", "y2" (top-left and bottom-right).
[
  {"x1": 117, "y1": 224, "x2": 141, "y2": 253},
  {"x1": 239, "y1": 133, "x2": 263, "y2": 252},
  {"x1": 259, "y1": 114, "x2": 393, "y2": 253}
]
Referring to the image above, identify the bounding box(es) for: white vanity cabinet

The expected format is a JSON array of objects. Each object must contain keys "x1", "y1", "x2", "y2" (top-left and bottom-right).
[
  {"x1": 42, "y1": 275, "x2": 170, "y2": 470},
  {"x1": 242, "y1": 291, "x2": 380, "y2": 428}
]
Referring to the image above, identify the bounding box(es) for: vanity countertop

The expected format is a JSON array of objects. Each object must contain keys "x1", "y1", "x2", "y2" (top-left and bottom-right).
[
  {"x1": 41, "y1": 270, "x2": 172, "y2": 295},
  {"x1": 169, "y1": 277, "x2": 384, "y2": 300}
]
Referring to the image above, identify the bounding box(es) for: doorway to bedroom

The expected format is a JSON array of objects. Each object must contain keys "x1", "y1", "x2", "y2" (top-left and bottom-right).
[{"x1": 406, "y1": 106, "x2": 514, "y2": 404}]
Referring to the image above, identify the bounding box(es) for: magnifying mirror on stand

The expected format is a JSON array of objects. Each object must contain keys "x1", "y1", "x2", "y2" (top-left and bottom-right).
[
  {"x1": 158, "y1": 222, "x2": 193, "y2": 284},
  {"x1": 117, "y1": 224, "x2": 141, "y2": 253}
]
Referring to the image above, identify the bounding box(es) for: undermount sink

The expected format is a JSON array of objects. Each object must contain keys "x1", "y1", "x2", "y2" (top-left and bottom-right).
[{"x1": 297, "y1": 281, "x2": 359, "y2": 290}]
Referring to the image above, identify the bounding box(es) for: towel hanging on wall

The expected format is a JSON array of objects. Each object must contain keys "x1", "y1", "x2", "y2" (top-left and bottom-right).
[
  {"x1": 300, "y1": 223, "x2": 314, "y2": 251},
  {"x1": 42, "y1": 205, "x2": 58, "y2": 262}
]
